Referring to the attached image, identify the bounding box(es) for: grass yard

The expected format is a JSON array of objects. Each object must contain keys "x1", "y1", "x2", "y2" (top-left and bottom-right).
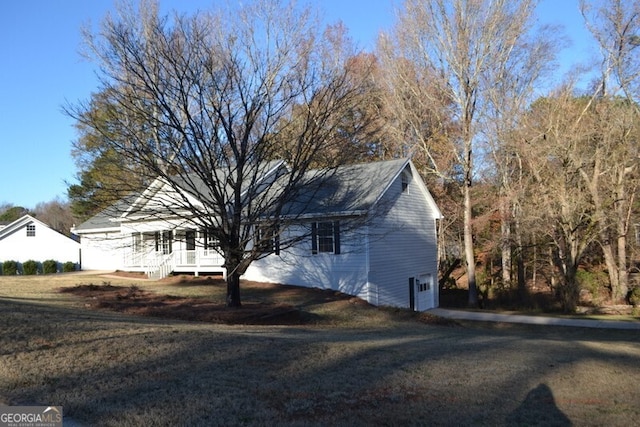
[{"x1": 1, "y1": 272, "x2": 639, "y2": 426}]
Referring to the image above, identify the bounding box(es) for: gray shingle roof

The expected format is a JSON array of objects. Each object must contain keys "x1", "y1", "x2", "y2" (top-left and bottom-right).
[
  {"x1": 281, "y1": 158, "x2": 408, "y2": 217},
  {"x1": 72, "y1": 197, "x2": 134, "y2": 232},
  {"x1": 74, "y1": 158, "x2": 411, "y2": 230}
]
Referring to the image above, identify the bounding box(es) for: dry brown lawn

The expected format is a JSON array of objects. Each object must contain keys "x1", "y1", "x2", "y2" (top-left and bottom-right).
[{"x1": 1, "y1": 272, "x2": 639, "y2": 426}]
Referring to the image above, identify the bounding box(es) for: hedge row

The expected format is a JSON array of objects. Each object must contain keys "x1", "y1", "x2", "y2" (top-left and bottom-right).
[{"x1": 1, "y1": 260, "x2": 78, "y2": 276}]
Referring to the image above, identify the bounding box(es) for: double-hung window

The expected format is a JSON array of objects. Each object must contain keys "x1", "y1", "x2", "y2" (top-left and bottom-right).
[
  {"x1": 202, "y1": 229, "x2": 219, "y2": 250},
  {"x1": 311, "y1": 221, "x2": 340, "y2": 254},
  {"x1": 26, "y1": 224, "x2": 36, "y2": 237},
  {"x1": 154, "y1": 231, "x2": 173, "y2": 254},
  {"x1": 132, "y1": 233, "x2": 142, "y2": 253},
  {"x1": 256, "y1": 224, "x2": 280, "y2": 255}
]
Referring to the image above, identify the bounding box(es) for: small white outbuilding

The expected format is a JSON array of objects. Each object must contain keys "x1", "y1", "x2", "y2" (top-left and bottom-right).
[{"x1": 0, "y1": 214, "x2": 80, "y2": 267}]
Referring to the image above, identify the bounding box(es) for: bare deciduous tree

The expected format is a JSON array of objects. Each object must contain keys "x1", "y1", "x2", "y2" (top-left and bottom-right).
[
  {"x1": 581, "y1": 0, "x2": 640, "y2": 103},
  {"x1": 67, "y1": 0, "x2": 372, "y2": 307},
  {"x1": 520, "y1": 90, "x2": 600, "y2": 312},
  {"x1": 483, "y1": 19, "x2": 559, "y2": 298},
  {"x1": 577, "y1": 0, "x2": 640, "y2": 302},
  {"x1": 381, "y1": 0, "x2": 540, "y2": 306},
  {"x1": 33, "y1": 198, "x2": 76, "y2": 237}
]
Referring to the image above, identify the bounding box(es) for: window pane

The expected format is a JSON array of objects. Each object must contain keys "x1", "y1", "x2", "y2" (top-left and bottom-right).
[
  {"x1": 317, "y1": 222, "x2": 334, "y2": 253},
  {"x1": 203, "y1": 229, "x2": 218, "y2": 249}
]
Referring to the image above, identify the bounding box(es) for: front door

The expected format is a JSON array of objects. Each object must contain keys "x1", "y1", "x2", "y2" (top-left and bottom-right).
[{"x1": 185, "y1": 230, "x2": 196, "y2": 251}]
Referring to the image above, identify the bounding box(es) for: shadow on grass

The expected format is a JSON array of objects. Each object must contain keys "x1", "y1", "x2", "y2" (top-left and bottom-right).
[
  {"x1": 507, "y1": 383, "x2": 572, "y2": 426},
  {"x1": 1, "y1": 295, "x2": 640, "y2": 426}
]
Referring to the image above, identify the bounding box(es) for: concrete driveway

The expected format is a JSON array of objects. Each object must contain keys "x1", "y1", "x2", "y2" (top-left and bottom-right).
[{"x1": 429, "y1": 308, "x2": 640, "y2": 330}]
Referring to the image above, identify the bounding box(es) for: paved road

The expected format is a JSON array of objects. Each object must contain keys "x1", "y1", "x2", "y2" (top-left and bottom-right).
[{"x1": 428, "y1": 308, "x2": 640, "y2": 330}]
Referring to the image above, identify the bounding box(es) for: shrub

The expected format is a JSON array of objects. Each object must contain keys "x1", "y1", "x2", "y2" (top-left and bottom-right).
[
  {"x1": 2, "y1": 260, "x2": 17, "y2": 276},
  {"x1": 22, "y1": 260, "x2": 40, "y2": 275},
  {"x1": 62, "y1": 262, "x2": 77, "y2": 273},
  {"x1": 43, "y1": 259, "x2": 58, "y2": 274}
]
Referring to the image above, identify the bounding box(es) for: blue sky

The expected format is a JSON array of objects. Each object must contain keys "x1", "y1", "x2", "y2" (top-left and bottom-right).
[{"x1": 0, "y1": 0, "x2": 593, "y2": 209}]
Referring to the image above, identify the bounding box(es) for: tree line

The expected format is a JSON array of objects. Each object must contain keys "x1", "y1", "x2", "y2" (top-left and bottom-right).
[
  {"x1": 65, "y1": 0, "x2": 640, "y2": 310},
  {"x1": 0, "y1": 199, "x2": 76, "y2": 237}
]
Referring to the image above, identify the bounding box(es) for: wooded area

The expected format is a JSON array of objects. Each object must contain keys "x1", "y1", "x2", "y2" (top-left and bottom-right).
[{"x1": 54, "y1": 0, "x2": 640, "y2": 311}]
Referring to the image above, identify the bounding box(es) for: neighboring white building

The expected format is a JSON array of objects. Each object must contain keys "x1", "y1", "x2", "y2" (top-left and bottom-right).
[
  {"x1": 73, "y1": 158, "x2": 442, "y2": 311},
  {"x1": 0, "y1": 215, "x2": 80, "y2": 266}
]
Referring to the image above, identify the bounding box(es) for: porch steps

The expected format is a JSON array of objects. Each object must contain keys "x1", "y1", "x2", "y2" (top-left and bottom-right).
[{"x1": 146, "y1": 253, "x2": 174, "y2": 280}]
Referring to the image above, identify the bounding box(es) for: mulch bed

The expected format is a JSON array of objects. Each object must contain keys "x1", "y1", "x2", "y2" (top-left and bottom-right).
[
  {"x1": 59, "y1": 278, "x2": 459, "y2": 327},
  {"x1": 59, "y1": 284, "x2": 305, "y2": 325}
]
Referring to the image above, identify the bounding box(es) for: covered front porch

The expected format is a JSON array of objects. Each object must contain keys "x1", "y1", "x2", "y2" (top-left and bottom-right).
[{"x1": 122, "y1": 229, "x2": 226, "y2": 279}]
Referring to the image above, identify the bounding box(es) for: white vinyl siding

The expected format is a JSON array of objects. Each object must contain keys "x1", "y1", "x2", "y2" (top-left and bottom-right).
[
  {"x1": 79, "y1": 231, "x2": 125, "y2": 270},
  {"x1": 0, "y1": 218, "x2": 80, "y2": 265},
  {"x1": 367, "y1": 165, "x2": 439, "y2": 310},
  {"x1": 245, "y1": 164, "x2": 440, "y2": 310},
  {"x1": 244, "y1": 222, "x2": 368, "y2": 299}
]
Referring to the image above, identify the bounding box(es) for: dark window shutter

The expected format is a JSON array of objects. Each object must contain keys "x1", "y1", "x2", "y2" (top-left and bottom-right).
[
  {"x1": 333, "y1": 220, "x2": 340, "y2": 254},
  {"x1": 274, "y1": 224, "x2": 280, "y2": 256},
  {"x1": 409, "y1": 277, "x2": 415, "y2": 311},
  {"x1": 311, "y1": 222, "x2": 318, "y2": 254}
]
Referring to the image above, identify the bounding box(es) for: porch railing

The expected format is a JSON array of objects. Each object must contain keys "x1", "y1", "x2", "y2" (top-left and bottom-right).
[
  {"x1": 173, "y1": 249, "x2": 225, "y2": 267},
  {"x1": 125, "y1": 248, "x2": 225, "y2": 279}
]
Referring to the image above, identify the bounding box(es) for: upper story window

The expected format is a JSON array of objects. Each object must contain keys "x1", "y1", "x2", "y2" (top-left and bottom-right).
[
  {"x1": 401, "y1": 170, "x2": 411, "y2": 193},
  {"x1": 26, "y1": 224, "x2": 36, "y2": 237},
  {"x1": 311, "y1": 221, "x2": 340, "y2": 254}
]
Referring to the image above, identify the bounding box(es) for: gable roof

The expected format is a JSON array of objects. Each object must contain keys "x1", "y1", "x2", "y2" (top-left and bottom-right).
[
  {"x1": 0, "y1": 214, "x2": 78, "y2": 242},
  {"x1": 121, "y1": 159, "x2": 287, "y2": 220},
  {"x1": 74, "y1": 158, "x2": 442, "y2": 231},
  {"x1": 280, "y1": 158, "x2": 408, "y2": 217},
  {"x1": 281, "y1": 158, "x2": 442, "y2": 219}
]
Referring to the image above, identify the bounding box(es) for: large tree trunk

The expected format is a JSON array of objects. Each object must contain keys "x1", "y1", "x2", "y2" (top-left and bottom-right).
[
  {"x1": 225, "y1": 250, "x2": 244, "y2": 308},
  {"x1": 226, "y1": 270, "x2": 242, "y2": 308},
  {"x1": 594, "y1": 187, "x2": 630, "y2": 304},
  {"x1": 464, "y1": 181, "x2": 478, "y2": 307},
  {"x1": 614, "y1": 182, "x2": 630, "y2": 303},
  {"x1": 553, "y1": 233, "x2": 583, "y2": 313},
  {"x1": 559, "y1": 265, "x2": 580, "y2": 313},
  {"x1": 552, "y1": 246, "x2": 580, "y2": 313},
  {"x1": 500, "y1": 200, "x2": 512, "y2": 289},
  {"x1": 601, "y1": 241, "x2": 620, "y2": 300},
  {"x1": 615, "y1": 230, "x2": 629, "y2": 303},
  {"x1": 514, "y1": 214, "x2": 527, "y2": 304}
]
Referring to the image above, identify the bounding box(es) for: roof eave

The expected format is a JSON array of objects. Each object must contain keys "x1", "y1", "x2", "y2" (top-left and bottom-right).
[{"x1": 278, "y1": 210, "x2": 368, "y2": 221}]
